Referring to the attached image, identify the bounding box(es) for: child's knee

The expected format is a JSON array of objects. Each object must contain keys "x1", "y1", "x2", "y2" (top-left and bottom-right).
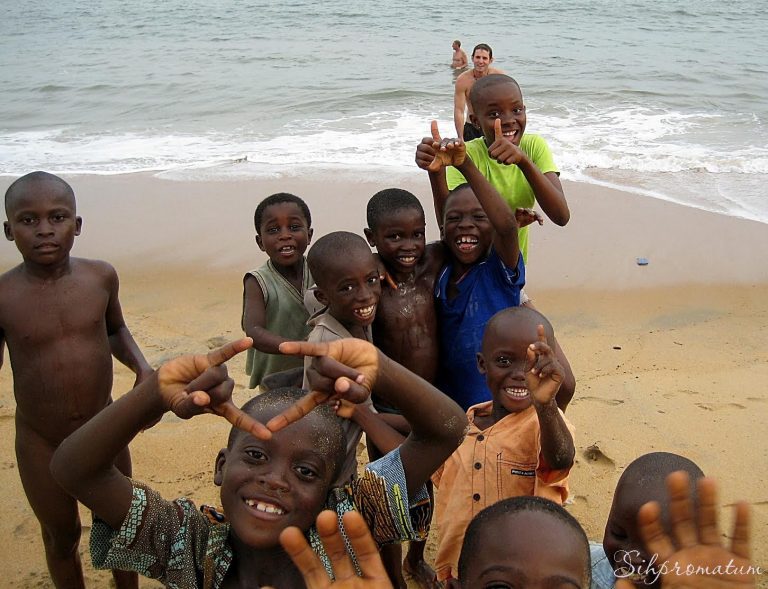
[{"x1": 41, "y1": 520, "x2": 82, "y2": 558}]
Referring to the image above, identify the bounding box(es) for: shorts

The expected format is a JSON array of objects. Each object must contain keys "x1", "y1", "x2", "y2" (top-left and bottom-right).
[{"x1": 463, "y1": 122, "x2": 483, "y2": 141}]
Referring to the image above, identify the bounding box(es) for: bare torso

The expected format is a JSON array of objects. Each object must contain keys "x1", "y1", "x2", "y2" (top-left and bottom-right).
[
  {"x1": 372, "y1": 244, "x2": 443, "y2": 383},
  {"x1": 456, "y1": 66, "x2": 505, "y2": 119},
  {"x1": 0, "y1": 258, "x2": 116, "y2": 444}
]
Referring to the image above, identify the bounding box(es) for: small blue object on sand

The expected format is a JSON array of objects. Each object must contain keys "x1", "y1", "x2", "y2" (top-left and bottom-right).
[{"x1": 636, "y1": 257, "x2": 649, "y2": 266}]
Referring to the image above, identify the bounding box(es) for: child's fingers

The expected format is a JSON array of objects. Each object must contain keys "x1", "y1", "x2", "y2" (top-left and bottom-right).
[
  {"x1": 536, "y1": 324, "x2": 548, "y2": 345},
  {"x1": 494, "y1": 118, "x2": 503, "y2": 142},
  {"x1": 695, "y1": 477, "x2": 722, "y2": 547},
  {"x1": 279, "y1": 339, "x2": 330, "y2": 358},
  {"x1": 215, "y1": 400, "x2": 273, "y2": 440},
  {"x1": 265, "y1": 390, "x2": 329, "y2": 433},
  {"x1": 183, "y1": 365, "x2": 230, "y2": 396},
  {"x1": 311, "y1": 354, "x2": 365, "y2": 385},
  {"x1": 730, "y1": 501, "x2": 751, "y2": 560},
  {"x1": 316, "y1": 510, "x2": 358, "y2": 581},
  {"x1": 430, "y1": 120, "x2": 442, "y2": 143},
  {"x1": 341, "y1": 510, "x2": 391, "y2": 579},
  {"x1": 666, "y1": 471, "x2": 699, "y2": 549},
  {"x1": 636, "y1": 500, "x2": 676, "y2": 562},
  {"x1": 279, "y1": 525, "x2": 330, "y2": 588},
  {"x1": 203, "y1": 337, "x2": 253, "y2": 368}
]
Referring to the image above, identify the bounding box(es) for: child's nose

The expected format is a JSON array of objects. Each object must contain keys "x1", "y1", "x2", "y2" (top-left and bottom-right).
[
  {"x1": 258, "y1": 470, "x2": 290, "y2": 492},
  {"x1": 36, "y1": 220, "x2": 55, "y2": 235}
]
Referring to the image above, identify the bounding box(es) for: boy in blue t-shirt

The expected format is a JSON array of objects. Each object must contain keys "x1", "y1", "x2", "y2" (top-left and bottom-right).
[{"x1": 416, "y1": 123, "x2": 524, "y2": 410}]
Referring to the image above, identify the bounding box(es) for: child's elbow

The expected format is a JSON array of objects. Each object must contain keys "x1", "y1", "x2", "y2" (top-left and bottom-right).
[
  {"x1": 552, "y1": 209, "x2": 570, "y2": 226},
  {"x1": 550, "y1": 445, "x2": 575, "y2": 471}
]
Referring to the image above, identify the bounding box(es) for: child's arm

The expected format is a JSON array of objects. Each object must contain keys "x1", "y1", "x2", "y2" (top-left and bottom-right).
[
  {"x1": 104, "y1": 266, "x2": 152, "y2": 385},
  {"x1": 337, "y1": 401, "x2": 406, "y2": 455},
  {"x1": 487, "y1": 119, "x2": 570, "y2": 226},
  {"x1": 0, "y1": 329, "x2": 5, "y2": 371},
  {"x1": 526, "y1": 326, "x2": 574, "y2": 470},
  {"x1": 270, "y1": 339, "x2": 467, "y2": 499},
  {"x1": 50, "y1": 338, "x2": 266, "y2": 530},
  {"x1": 616, "y1": 472, "x2": 755, "y2": 589},
  {"x1": 242, "y1": 275, "x2": 291, "y2": 354}
]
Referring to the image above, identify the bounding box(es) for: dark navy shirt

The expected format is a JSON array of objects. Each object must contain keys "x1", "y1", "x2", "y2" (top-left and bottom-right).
[{"x1": 435, "y1": 248, "x2": 525, "y2": 410}]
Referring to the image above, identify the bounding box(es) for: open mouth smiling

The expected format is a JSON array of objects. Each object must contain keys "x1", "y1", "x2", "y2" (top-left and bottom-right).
[
  {"x1": 455, "y1": 235, "x2": 478, "y2": 252},
  {"x1": 353, "y1": 304, "x2": 375, "y2": 320},
  {"x1": 244, "y1": 498, "x2": 286, "y2": 516}
]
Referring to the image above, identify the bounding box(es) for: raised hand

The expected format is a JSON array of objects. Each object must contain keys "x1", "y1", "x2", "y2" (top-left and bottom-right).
[
  {"x1": 515, "y1": 207, "x2": 544, "y2": 228},
  {"x1": 415, "y1": 120, "x2": 466, "y2": 172},
  {"x1": 156, "y1": 337, "x2": 272, "y2": 439},
  {"x1": 487, "y1": 118, "x2": 524, "y2": 165},
  {"x1": 275, "y1": 510, "x2": 393, "y2": 588},
  {"x1": 616, "y1": 473, "x2": 755, "y2": 589},
  {"x1": 525, "y1": 325, "x2": 563, "y2": 405},
  {"x1": 266, "y1": 338, "x2": 379, "y2": 433}
]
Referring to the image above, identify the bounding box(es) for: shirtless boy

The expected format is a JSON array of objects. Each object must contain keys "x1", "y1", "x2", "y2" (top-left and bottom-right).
[
  {"x1": 454, "y1": 43, "x2": 504, "y2": 140},
  {"x1": 0, "y1": 171, "x2": 151, "y2": 588},
  {"x1": 364, "y1": 188, "x2": 444, "y2": 588}
]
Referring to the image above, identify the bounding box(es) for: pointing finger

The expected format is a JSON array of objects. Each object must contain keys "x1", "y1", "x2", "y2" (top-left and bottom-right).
[
  {"x1": 204, "y1": 337, "x2": 253, "y2": 369},
  {"x1": 215, "y1": 401, "x2": 273, "y2": 440},
  {"x1": 431, "y1": 120, "x2": 442, "y2": 143},
  {"x1": 494, "y1": 118, "x2": 503, "y2": 142},
  {"x1": 279, "y1": 340, "x2": 330, "y2": 358},
  {"x1": 537, "y1": 324, "x2": 548, "y2": 345},
  {"x1": 265, "y1": 390, "x2": 329, "y2": 433}
]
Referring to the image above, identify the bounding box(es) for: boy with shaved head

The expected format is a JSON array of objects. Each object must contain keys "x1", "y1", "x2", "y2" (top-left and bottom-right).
[{"x1": 0, "y1": 171, "x2": 151, "y2": 588}]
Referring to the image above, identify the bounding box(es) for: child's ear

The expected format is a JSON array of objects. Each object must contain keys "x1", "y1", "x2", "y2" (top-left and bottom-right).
[
  {"x1": 75, "y1": 216, "x2": 82, "y2": 236},
  {"x1": 476, "y1": 352, "x2": 487, "y2": 375},
  {"x1": 3, "y1": 222, "x2": 13, "y2": 241},
  {"x1": 314, "y1": 288, "x2": 329, "y2": 307},
  {"x1": 214, "y1": 448, "x2": 228, "y2": 486},
  {"x1": 363, "y1": 228, "x2": 375, "y2": 247},
  {"x1": 255, "y1": 234, "x2": 265, "y2": 251},
  {"x1": 468, "y1": 113, "x2": 480, "y2": 130},
  {"x1": 307, "y1": 227, "x2": 314, "y2": 245}
]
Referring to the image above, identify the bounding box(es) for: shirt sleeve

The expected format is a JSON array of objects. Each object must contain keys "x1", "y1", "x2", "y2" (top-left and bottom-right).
[
  {"x1": 527, "y1": 135, "x2": 558, "y2": 175},
  {"x1": 90, "y1": 481, "x2": 230, "y2": 586},
  {"x1": 351, "y1": 448, "x2": 431, "y2": 545}
]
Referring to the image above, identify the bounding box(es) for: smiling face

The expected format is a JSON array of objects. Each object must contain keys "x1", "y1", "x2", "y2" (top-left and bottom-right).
[
  {"x1": 470, "y1": 79, "x2": 527, "y2": 147},
  {"x1": 4, "y1": 177, "x2": 81, "y2": 268},
  {"x1": 314, "y1": 247, "x2": 381, "y2": 330},
  {"x1": 256, "y1": 202, "x2": 313, "y2": 267},
  {"x1": 442, "y1": 186, "x2": 493, "y2": 269},
  {"x1": 462, "y1": 510, "x2": 588, "y2": 589},
  {"x1": 215, "y1": 409, "x2": 340, "y2": 549},
  {"x1": 365, "y1": 206, "x2": 426, "y2": 278},
  {"x1": 471, "y1": 48, "x2": 492, "y2": 73},
  {"x1": 477, "y1": 310, "x2": 542, "y2": 416}
]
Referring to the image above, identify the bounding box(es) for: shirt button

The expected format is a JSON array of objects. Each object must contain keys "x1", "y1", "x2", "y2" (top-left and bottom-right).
[
  {"x1": 474, "y1": 462, "x2": 482, "y2": 470},
  {"x1": 476, "y1": 434, "x2": 485, "y2": 442},
  {"x1": 473, "y1": 493, "x2": 481, "y2": 501}
]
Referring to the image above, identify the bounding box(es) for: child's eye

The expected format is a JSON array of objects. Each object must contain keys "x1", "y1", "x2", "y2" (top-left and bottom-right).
[
  {"x1": 496, "y1": 356, "x2": 511, "y2": 366},
  {"x1": 445, "y1": 215, "x2": 460, "y2": 223},
  {"x1": 245, "y1": 449, "x2": 267, "y2": 461},
  {"x1": 289, "y1": 224, "x2": 302, "y2": 231},
  {"x1": 387, "y1": 233, "x2": 401, "y2": 241},
  {"x1": 512, "y1": 107, "x2": 524, "y2": 115},
  {"x1": 473, "y1": 214, "x2": 488, "y2": 221},
  {"x1": 52, "y1": 214, "x2": 66, "y2": 222},
  {"x1": 294, "y1": 465, "x2": 319, "y2": 480},
  {"x1": 266, "y1": 226, "x2": 280, "y2": 234},
  {"x1": 339, "y1": 284, "x2": 354, "y2": 293},
  {"x1": 414, "y1": 231, "x2": 425, "y2": 239},
  {"x1": 367, "y1": 275, "x2": 380, "y2": 285}
]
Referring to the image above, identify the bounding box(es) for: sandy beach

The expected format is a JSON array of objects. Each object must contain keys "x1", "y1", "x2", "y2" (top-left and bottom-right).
[{"x1": 0, "y1": 172, "x2": 766, "y2": 587}]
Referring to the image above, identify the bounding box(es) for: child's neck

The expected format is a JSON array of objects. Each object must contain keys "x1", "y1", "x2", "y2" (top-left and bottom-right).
[
  {"x1": 382, "y1": 264, "x2": 416, "y2": 288},
  {"x1": 271, "y1": 257, "x2": 304, "y2": 290},
  {"x1": 226, "y1": 540, "x2": 304, "y2": 588},
  {"x1": 22, "y1": 256, "x2": 73, "y2": 283},
  {"x1": 337, "y1": 317, "x2": 369, "y2": 341}
]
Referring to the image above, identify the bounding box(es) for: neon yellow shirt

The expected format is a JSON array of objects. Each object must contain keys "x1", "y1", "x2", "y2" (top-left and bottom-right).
[{"x1": 446, "y1": 134, "x2": 558, "y2": 262}]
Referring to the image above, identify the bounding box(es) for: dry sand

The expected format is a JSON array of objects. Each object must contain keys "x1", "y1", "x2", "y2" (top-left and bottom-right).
[{"x1": 0, "y1": 172, "x2": 766, "y2": 587}]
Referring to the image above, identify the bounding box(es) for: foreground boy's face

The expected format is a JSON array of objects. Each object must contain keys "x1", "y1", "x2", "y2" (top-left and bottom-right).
[
  {"x1": 478, "y1": 313, "x2": 539, "y2": 414},
  {"x1": 256, "y1": 202, "x2": 313, "y2": 267},
  {"x1": 215, "y1": 411, "x2": 336, "y2": 549},
  {"x1": 603, "y1": 482, "x2": 661, "y2": 588},
  {"x1": 471, "y1": 81, "x2": 527, "y2": 147},
  {"x1": 462, "y1": 511, "x2": 587, "y2": 588},
  {"x1": 4, "y1": 179, "x2": 81, "y2": 266},
  {"x1": 366, "y1": 207, "x2": 426, "y2": 276},
  {"x1": 442, "y1": 188, "x2": 493, "y2": 267},
  {"x1": 316, "y1": 248, "x2": 381, "y2": 329}
]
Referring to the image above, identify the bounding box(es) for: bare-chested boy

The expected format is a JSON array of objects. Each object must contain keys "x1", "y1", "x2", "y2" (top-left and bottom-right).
[
  {"x1": 454, "y1": 43, "x2": 504, "y2": 140},
  {"x1": 364, "y1": 188, "x2": 444, "y2": 589},
  {"x1": 0, "y1": 171, "x2": 151, "y2": 588}
]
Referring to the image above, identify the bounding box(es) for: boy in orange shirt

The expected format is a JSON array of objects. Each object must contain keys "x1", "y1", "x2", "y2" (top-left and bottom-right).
[{"x1": 432, "y1": 305, "x2": 575, "y2": 586}]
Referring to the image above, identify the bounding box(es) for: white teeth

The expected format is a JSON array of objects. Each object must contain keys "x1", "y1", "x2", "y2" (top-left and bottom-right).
[
  {"x1": 399, "y1": 256, "x2": 416, "y2": 264},
  {"x1": 456, "y1": 236, "x2": 478, "y2": 244},
  {"x1": 245, "y1": 498, "x2": 285, "y2": 515},
  {"x1": 279, "y1": 246, "x2": 295, "y2": 253},
  {"x1": 355, "y1": 305, "x2": 375, "y2": 318},
  {"x1": 504, "y1": 387, "x2": 528, "y2": 398}
]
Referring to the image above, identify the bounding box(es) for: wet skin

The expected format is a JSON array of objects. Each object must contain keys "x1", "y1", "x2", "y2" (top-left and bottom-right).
[{"x1": 366, "y1": 207, "x2": 442, "y2": 383}]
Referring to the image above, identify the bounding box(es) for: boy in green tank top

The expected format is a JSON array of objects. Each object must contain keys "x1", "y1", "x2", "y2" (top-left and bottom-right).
[{"x1": 242, "y1": 193, "x2": 314, "y2": 389}]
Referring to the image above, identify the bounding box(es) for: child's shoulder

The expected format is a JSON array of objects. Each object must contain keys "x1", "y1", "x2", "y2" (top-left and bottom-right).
[{"x1": 71, "y1": 257, "x2": 119, "y2": 281}]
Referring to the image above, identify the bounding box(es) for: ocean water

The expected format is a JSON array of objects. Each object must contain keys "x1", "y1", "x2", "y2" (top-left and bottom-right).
[{"x1": 1, "y1": 0, "x2": 767, "y2": 222}]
